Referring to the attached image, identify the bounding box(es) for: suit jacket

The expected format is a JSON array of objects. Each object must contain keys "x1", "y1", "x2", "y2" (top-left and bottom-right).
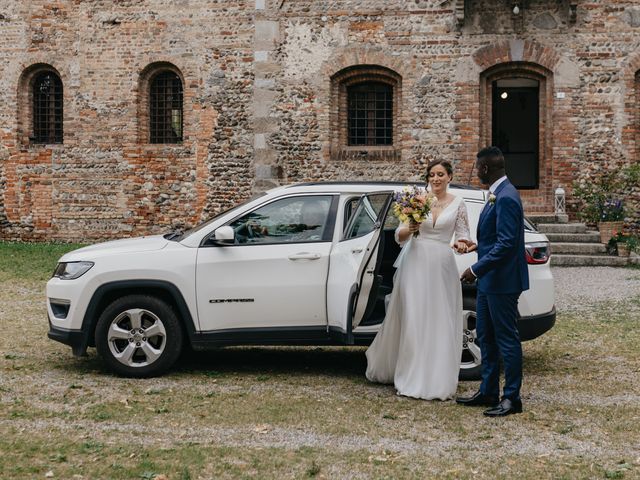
[{"x1": 472, "y1": 179, "x2": 530, "y2": 295}]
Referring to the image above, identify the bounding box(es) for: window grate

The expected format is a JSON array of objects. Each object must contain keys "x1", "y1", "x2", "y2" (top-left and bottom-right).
[
  {"x1": 32, "y1": 72, "x2": 63, "y2": 144},
  {"x1": 149, "y1": 72, "x2": 183, "y2": 144},
  {"x1": 347, "y1": 82, "x2": 393, "y2": 146}
]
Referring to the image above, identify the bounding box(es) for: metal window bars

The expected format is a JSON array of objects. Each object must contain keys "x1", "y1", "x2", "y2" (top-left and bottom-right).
[
  {"x1": 149, "y1": 72, "x2": 183, "y2": 144},
  {"x1": 347, "y1": 82, "x2": 393, "y2": 146},
  {"x1": 32, "y1": 72, "x2": 63, "y2": 144}
]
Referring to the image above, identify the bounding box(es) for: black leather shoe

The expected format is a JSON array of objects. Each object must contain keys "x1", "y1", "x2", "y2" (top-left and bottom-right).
[
  {"x1": 456, "y1": 391, "x2": 499, "y2": 407},
  {"x1": 483, "y1": 398, "x2": 523, "y2": 417}
]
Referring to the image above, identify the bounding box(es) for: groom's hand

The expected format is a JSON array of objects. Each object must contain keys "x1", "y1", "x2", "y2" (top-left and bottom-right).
[
  {"x1": 460, "y1": 268, "x2": 476, "y2": 284},
  {"x1": 463, "y1": 240, "x2": 477, "y2": 252}
]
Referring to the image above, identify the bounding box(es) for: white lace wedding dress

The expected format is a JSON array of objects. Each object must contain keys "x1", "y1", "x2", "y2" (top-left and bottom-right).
[{"x1": 365, "y1": 194, "x2": 471, "y2": 400}]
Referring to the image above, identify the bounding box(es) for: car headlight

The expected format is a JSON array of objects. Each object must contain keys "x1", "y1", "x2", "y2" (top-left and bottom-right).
[{"x1": 53, "y1": 261, "x2": 94, "y2": 280}]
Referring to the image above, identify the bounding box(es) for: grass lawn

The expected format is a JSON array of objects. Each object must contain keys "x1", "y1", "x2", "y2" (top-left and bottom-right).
[{"x1": 0, "y1": 242, "x2": 639, "y2": 479}]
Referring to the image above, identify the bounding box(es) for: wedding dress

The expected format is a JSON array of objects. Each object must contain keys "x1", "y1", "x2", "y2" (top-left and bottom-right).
[{"x1": 365, "y1": 194, "x2": 471, "y2": 400}]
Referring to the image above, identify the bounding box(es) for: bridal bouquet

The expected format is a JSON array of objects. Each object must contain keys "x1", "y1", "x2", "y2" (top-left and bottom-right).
[{"x1": 392, "y1": 186, "x2": 433, "y2": 237}]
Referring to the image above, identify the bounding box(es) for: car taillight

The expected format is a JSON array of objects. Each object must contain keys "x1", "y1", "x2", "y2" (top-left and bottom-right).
[{"x1": 525, "y1": 241, "x2": 551, "y2": 264}]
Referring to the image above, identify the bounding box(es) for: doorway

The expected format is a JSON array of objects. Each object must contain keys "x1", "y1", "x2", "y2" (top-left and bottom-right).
[{"x1": 492, "y1": 78, "x2": 539, "y2": 189}]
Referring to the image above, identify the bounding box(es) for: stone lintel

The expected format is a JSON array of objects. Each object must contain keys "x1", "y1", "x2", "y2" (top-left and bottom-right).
[
  {"x1": 509, "y1": 39, "x2": 525, "y2": 62},
  {"x1": 454, "y1": 57, "x2": 481, "y2": 84},
  {"x1": 555, "y1": 57, "x2": 580, "y2": 88}
]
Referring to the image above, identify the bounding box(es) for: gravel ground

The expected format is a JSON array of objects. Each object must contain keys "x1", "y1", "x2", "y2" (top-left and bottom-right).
[
  {"x1": 552, "y1": 266, "x2": 640, "y2": 313},
  {"x1": 2, "y1": 265, "x2": 640, "y2": 478}
]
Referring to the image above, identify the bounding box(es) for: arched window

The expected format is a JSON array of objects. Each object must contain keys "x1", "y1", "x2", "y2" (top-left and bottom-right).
[
  {"x1": 149, "y1": 71, "x2": 183, "y2": 144},
  {"x1": 32, "y1": 71, "x2": 63, "y2": 144},
  {"x1": 330, "y1": 65, "x2": 402, "y2": 160}
]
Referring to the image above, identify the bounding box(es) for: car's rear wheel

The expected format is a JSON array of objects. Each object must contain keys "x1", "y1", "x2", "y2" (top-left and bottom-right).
[
  {"x1": 95, "y1": 295, "x2": 183, "y2": 377},
  {"x1": 459, "y1": 297, "x2": 481, "y2": 380}
]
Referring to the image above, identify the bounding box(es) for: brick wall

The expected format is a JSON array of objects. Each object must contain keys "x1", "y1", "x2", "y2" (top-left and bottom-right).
[{"x1": 1, "y1": 0, "x2": 639, "y2": 241}]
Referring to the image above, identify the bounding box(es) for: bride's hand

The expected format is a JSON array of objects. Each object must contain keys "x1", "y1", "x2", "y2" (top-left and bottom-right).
[{"x1": 408, "y1": 222, "x2": 421, "y2": 234}]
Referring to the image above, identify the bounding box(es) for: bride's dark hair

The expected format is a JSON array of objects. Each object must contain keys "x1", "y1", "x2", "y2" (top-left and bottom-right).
[{"x1": 425, "y1": 159, "x2": 454, "y2": 179}]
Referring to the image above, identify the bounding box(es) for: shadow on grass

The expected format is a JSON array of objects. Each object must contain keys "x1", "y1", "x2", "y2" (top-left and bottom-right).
[
  {"x1": 177, "y1": 346, "x2": 369, "y2": 379},
  {"x1": 49, "y1": 346, "x2": 372, "y2": 380},
  {"x1": 49, "y1": 343, "x2": 562, "y2": 382},
  {"x1": 522, "y1": 349, "x2": 564, "y2": 377}
]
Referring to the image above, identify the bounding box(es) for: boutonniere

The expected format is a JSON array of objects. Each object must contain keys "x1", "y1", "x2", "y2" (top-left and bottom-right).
[{"x1": 488, "y1": 193, "x2": 496, "y2": 205}]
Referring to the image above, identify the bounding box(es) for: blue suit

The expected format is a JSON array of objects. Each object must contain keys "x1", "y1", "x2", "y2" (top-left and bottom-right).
[{"x1": 472, "y1": 179, "x2": 529, "y2": 401}]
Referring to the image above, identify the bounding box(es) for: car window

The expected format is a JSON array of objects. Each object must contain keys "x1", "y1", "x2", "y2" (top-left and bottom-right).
[
  {"x1": 383, "y1": 213, "x2": 400, "y2": 230},
  {"x1": 180, "y1": 193, "x2": 267, "y2": 239},
  {"x1": 343, "y1": 197, "x2": 360, "y2": 233},
  {"x1": 344, "y1": 193, "x2": 389, "y2": 240},
  {"x1": 228, "y1": 195, "x2": 334, "y2": 245}
]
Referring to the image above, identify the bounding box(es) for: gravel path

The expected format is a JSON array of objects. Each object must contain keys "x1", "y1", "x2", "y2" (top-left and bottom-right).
[{"x1": 552, "y1": 266, "x2": 640, "y2": 313}]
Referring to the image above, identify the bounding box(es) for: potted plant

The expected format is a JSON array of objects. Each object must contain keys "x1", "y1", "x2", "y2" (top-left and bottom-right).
[
  {"x1": 573, "y1": 169, "x2": 629, "y2": 244},
  {"x1": 608, "y1": 231, "x2": 639, "y2": 257},
  {"x1": 597, "y1": 198, "x2": 625, "y2": 244},
  {"x1": 622, "y1": 233, "x2": 639, "y2": 257}
]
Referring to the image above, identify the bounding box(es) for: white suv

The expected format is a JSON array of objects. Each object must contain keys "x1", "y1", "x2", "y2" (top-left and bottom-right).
[{"x1": 47, "y1": 182, "x2": 556, "y2": 378}]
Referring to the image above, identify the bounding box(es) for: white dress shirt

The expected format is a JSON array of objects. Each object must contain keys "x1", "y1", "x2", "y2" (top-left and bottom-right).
[{"x1": 489, "y1": 175, "x2": 508, "y2": 194}]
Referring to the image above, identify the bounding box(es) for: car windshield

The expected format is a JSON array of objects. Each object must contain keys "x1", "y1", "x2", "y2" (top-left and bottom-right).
[{"x1": 175, "y1": 193, "x2": 267, "y2": 240}]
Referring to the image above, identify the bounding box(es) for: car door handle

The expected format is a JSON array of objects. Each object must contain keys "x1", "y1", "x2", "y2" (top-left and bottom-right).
[
  {"x1": 351, "y1": 247, "x2": 364, "y2": 254},
  {"x1": 288, "y1": 252, "x2": 322, "y2": 261}
]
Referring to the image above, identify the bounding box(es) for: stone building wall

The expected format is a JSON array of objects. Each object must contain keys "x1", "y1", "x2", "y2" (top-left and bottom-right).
[
  {"x1": 1, "y1": 0, "x2": 639, "y2": 241},
  {"x1": 0, "y1": 0, "x2": 255, "y2": 241}
]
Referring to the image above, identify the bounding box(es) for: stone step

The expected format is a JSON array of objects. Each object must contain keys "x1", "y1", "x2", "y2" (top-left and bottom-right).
[
  {"x1": 551, "y1": 254, "x2": 631, "y2": 267},
  {"x1": 537, "y1": 223, "x2": 587, "y2": 234},
  {"x1": 551, "y1": 242, "x2": 607, "y2": 255},
  {"x1": 528, "y1": 213, "x2": 564, "y2": 224},
  {"x1": 545, "y1": 232, "x2": 601, "y2": 243}
]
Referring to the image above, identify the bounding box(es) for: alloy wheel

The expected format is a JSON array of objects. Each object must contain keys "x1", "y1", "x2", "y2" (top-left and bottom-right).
[
  {"x1": 461, "y1": 310, "x2": 481, "y2": 372},
  {"x1": 107, "y1": 308, "x2": 167, "y2": 368}
]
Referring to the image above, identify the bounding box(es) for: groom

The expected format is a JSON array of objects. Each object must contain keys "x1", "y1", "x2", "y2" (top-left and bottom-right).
[{"x1": 458, "y1": 146, "x2": 530, "y2": 417}]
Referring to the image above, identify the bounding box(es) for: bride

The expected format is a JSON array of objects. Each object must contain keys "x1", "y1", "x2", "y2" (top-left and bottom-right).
[{"x1": 365, "y1": 159, "x2": 475, "y2": 400}]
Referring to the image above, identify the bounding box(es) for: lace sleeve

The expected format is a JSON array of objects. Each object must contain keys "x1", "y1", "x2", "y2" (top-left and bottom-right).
[
  {"x1": 394, "y1": 222, "x2": 410, "y2": 246},
  {"x1": 455, "y1": 200, "x2": 471, "y2": 242}
]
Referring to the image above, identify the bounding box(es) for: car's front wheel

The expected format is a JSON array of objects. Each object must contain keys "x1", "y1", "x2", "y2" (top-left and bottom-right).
[
  {"x1": 459, "y1": 297, "x2": 482, "y2": 380},
  {"x1": 95, "y1": 295, "x2": 183, "y2": 377}
]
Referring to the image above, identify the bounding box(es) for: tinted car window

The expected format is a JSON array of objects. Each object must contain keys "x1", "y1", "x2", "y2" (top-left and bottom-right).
[
  {"x1": 229, "y1": 195, "x2": 334, "y2": 245},
  {"x1": 180, "y1": 193, "x2": 266, "y2": 239}
]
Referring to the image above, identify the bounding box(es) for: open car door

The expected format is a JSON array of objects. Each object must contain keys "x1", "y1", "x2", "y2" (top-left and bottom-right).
[{"x1": 327, "y1": 192, "x2": 393, "y2": 343}]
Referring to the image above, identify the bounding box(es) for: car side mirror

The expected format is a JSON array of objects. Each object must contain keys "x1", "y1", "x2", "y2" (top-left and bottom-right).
[{"x1": 211, "y1": 226, "x2": 235, "y2": 245}]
